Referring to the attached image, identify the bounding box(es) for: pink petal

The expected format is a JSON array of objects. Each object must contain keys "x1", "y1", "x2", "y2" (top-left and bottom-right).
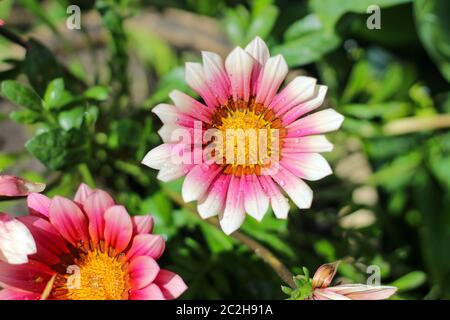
[
  {"x1": 243, "y1": 175, "x2": 269, "y2": 222},
  {"x1": 132, "y1": 215, "x2": 154, "y2": 234},
  {"x1": 272, "y1": 166, "x2": 313, "y2": 209},
  {"x1": 255, "y1": 55, "x2": 288, "y2": 106},
  {"x1": 0, "y1": 214, "x2": 37, "y2": 265},
  {"x1": 154, "y1": 269, "x2": 188, "y2": 299},
  {"x1": 313, "y1": 288, "x2": 350, "y2": 300},
  {"x1": 73, "y1": 183, "x2": 94, "y2": 204},
  {"x1": 18, "y1": 216, "x2": 69, "y2": 265},
  {"x1": 245, "y1": 36, "x2": 270, "y2": 65},
  {"x1": 0, "y1": 288, "x2": 40, "y2": 300},
  {"x1": 129, "y1": 283, "x2": 165, "y2": 300},
  {"x1": 219, "y1": 175, "x2": 246, "y2": 235},
  {"x1": 0, "y1": 259, "x2": 55, "y2": 293},
  {"x1": 281, "y1": 153, "x2": 332, "y2": 181},
  {"x1": 103, "y1": 205, "x2": 133, "y2": 253},
  {"x1": 185, "y1": 62, "x2": 219, "y2": 108},
  {"x1": 83, "y1": 189, "x2": 115, "y2": 244},
  {"x1": 0, "y1": 175, "x2": 45, "y2": 198},
  {"x1": 286, "y1": 109, "x2": 344, "y2": 138},
  {"x1": 311, "y1": 262, "x2": 340, "y2": 289},
  {"x1": 169, "y1": 89, "x2": 212, "y2": 121},
  {"x1": 152, "y1": 103, "x2": 198, "y2": 128},
  {"x1": 259, "y1": 176, "x2": 290, "y2": 219},
  {"x1": 327, "y1": 284, "x2": 397, "y2": 300},
  {"x1": 282, "y1": 135, "x2": 333, "y2": 154},
  {"x1": 48, "y1": 196, "x2": 89, "y2": 247},
  {"x1": 126, "y1": 234, "x2": 165, "y2": 261},
  {"x1": 281, "y1": 85, "x2": 327, "y2": 125},
  {"x1": 271, "y1": 76, "x2": 317, "y2": 115},
  {"x1": 197, "y1": 174, "x2": 231, "y2": 219},
  {"x1": 157, "y1": 162, "x2": 194, "y2": 183},
  {"x1": 27, "y1": 193, "x2": 51, "y2": 218},
  {"x1": 141, "y1": 143, "x2": 178, "y2": 170},
  {"x1": 202, "y1": 51, "x2": 230, "y2": 105},
  {"x1": 225, "y1": 47, "x2": 255, "y2": 101},
  {"x1": 182, "y1": 164, "x2": 222, "y2": 202},
  {"x1": 128, "y1": 256, "x2": 160, "y2": 290}
]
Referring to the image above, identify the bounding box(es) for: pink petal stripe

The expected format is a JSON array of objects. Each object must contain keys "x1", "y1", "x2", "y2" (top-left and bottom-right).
[
  {"x1": 197, "y1": 174, "x2": 231, "y2": 219},
  {"x1": 73, "y1": 183, "x2": 94, "y2": 204},
  {"x1": 272, "y1": 166, "x2": 313, "y2": 209},
  {"x1": 103, "y1": 205, "x2": 133, "y2": 253},
  {"x1": 128, "y1": 256, "x2": 160, "y2": 290},
  {"x1": 271, "y1": 76, "x2": 317, "y2": 115},
  {"x1": 27, "y1": 193, "x2": 51, "y2": 218},
  {"x1": 255, "y1": 55, "x2": 288, "y2": 106},
  {"x1": 132, "y1": 215, "x2": 154, "y2": 235},
  {"x1": 259, "y1": 176, "x2": 290, "y2": 219},
  {"x1": 157, "y1": 162, "x2": 194, "y2": 183},
  {"x1": 83, "y1": 189, "x2": 115, "y2": 244},
  {"x1": 48, "y1": 196, "x2": 89, "y2": 247},
  {"x1": 126, "y1": 234, "x2": 166, "y2": 261},
  {"x1": 154, "y1": 269, "x2": 188, "y2": 299},
  {"x1": 185, "y1": 62, "x2": 219, "y2": 108},
  {"x1": 225, "y1": 47, "x2": 255, "y2": 101},
  {"x1": 0, "y1": 288, "x2": 40, "y2": 300},
  {"x1": 327, "y1": 284, "x2": 397, "y2": 300},
  {"x1": 129, "y1": 283, "x2": 166, "y2": 300},
  {"x1": 282, "y1": 135, "x2": 333, "y2": 154},
  {"x1": 182, "y1": 164, "x2": 222, "y2": 202},
  {"x1": 313, "y1": 288, "x2": 351, "y2": 300},
  {"x1": 243, "y1": 175, "x2": 269, "y2": 221},
  {"x1": 219, "y1": 175, "x2": 246, "y2": 235},
  {"x1": 18, "y1": 216, "x2": 69, "y2": 265},
  {"x1": 0, "y1": 175, "x2": 45, "y2": 197},
  {"x1": 281, "y1": 85, "x2": 328, "y2": 125},
  {"x1": 169, "y1": 89, "x2": 212, "y2": 121},
  {"x1": 286, "y1": 109, "x2": 344, "y2": 138},
  {"x1": 281, "y1": 153, "x2": 332, "y2": 181},
  {"x1": 202, "y1": 51, "x2": 231, "y2": 105},
  {"x1": 0, "y1": 259, "x2": 55, "y2": 293},
  {"x1": 152, "y1": 103, "x2": 198, "y2": 128}
]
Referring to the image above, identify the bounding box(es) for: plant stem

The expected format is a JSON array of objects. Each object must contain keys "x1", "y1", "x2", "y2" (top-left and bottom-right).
[
  {"x1": 164, "y1": 188, "x2": 296, "y2": 289},
  {"x1": 383, "y1": 115, "x2": 450, "y2": 135},
  {"x1": 78, "y1": 163, "x2": 96, "y2": 188}
]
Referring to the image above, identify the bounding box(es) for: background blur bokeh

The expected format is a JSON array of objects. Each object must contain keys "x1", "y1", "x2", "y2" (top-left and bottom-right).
[{"x1": 1, "y1": 0, "x2": 450, "y2": 299}]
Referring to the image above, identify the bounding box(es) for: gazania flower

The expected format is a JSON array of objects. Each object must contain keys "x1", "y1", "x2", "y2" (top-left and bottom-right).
[
  {"x1": 283, "y1": 262, "x2": 397, "y2": 300},
  {"x1": 0, "y1": 175, "x2": 43, "y2": 264},
  {"x1": 0, "y1": 184, "x2": 187, "y2": 300},
  {"x1": 142, "y1": 37, "x2": 343, "y2": 234}
]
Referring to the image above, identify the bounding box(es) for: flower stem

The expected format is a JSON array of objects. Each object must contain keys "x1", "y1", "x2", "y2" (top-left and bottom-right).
[
  {"x1": 164, "y1": 188, "x2": 296, "y2": 289},
  {"x1": 383, "y1": 115, "x2": 450, "y2": 135}
]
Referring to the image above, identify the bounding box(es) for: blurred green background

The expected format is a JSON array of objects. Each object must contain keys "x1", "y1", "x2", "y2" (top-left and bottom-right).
[{"x1": 1, "y1": 0, "x2": 449, "y2": 299}]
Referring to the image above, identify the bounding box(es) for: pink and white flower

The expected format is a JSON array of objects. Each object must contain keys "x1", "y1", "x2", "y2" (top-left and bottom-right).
[
  {"x1": 0, "y1": 183, "x2": 187, "y2": 300},
  {"x1": 142, "y1": 37, "x2": 343, "y2": 234},
  {"x1": 0, "y1": 175, "x2": 45, "y2": 199}
]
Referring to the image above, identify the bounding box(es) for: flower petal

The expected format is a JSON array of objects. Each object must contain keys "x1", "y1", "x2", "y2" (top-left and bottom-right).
[
  {"x1": 282, "y1": 85, "x2": 328, "y2": 125},
  {"x1": 225, "y1": 47, "x2": 254, "y2": 101},
  {"x1": 0, "y1": 259, "x2": 54, "y2": 293},
  {"x1": 244, "y1": 175, "x2": 269, "y2": 222},
  {"x1": 126, "y1": 234, "x2": 165, "y2": 261},
  {"x1": 185, "y1": 62, "x2": 219, "y2": 108},
  {"x1": 129, "y1": 283, "x2": 165, "y2": 300},
  {"x1": 281, "y1": 153, "x2": 332, "y2": 181},
  {"x1": 128, "y1": 256, "x2": 160, "y2": 290},
  {"x1": 0, "y1": 214, "x2": 36, "y2": 264},
  {"x1": 0, "y1": 175, "x2": 45, "y2": 198},
  {"x1": 312, "y1": 262, "x2": 340, "y2": 289},
  {"x1": 272, "y1": 166, "x2": 313, "y2": 209},
  {"x1": 27, "y1": 193, "x2": 51, "y2": 218},
  {"x1": 271, "y1": 76, "x2": 317, "y2": 115},
  {"x1": 83, "y1": 189, "x2": 115, "y2": 244},
  {"x1": 103, "y1": 205, "x2": 133, "y2": 253},
  {"x1": 49, "y1": 196, "x2": 89, "y2": 247},
  {"x1": 0, "y1": 288, "x2": 40, "y2": 300},
  {"x1": 282, "y1": 135, "x2": 333, "y2": 154},
  {"x1": 73, "y1": 183, "x2": 94, "y2": 205},
  {"x1": 169, "y1": 89, "x2": 212, "y2": 121},
  {"x1": 197, "y1": 174, "x2": 231, "y2": 219},
  {"x1": 132, "y1": 215, "x2": 154, "y2": 235},
  {"x1": 141, "y1": 144, "x2": 175, "y2": 170},
  {"x1": 313, "y1": 288, "x2": 351, "y2": 300},
  {"x1": 286, "y1": 109, "x2": 344, "y2": 138},
  {"x1": 182, "y1": 164, "x2": 222, "y2": 202},
  {"x1": 219, "y1": 175, "x2": 245, "y2": 235},
  {"x1": 245, "y1": 36, "x2": 269, "y2": 65},
  {"x1": 154, "y1": 269, "x2": 188, "y2": 299},
  {"x1": 255, "y1": 55, "x2": 288, "y2": 106},
  {"x1": 202, "y1": 51, "x2": 230, "y2": 104},
  {"x1": 327, "y1": 284, "x2": 397, "y2": 300},
  {"x1": 259, "y1": 176, "x2": 290, "y2": 219}
]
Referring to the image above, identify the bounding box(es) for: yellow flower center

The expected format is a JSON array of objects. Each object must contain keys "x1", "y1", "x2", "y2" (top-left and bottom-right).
[
  {"x1": 208, "y1": 98, "x2": 285, "y2": 175},
  {"x1": 53, "y1": 249, "x2": 129, "y2": 300}
]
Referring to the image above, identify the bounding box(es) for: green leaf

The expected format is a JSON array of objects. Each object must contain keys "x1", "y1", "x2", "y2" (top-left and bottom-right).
[
  {"x1": 390, "y1": 271, "x2": 426, "y2": 292},
  {"x1": 44, "y1": 78, "x2": 64, "y2": 109},
  {"x1": 83, "y1": 86, "x2": 110, "y2": 101},
  {"x1": 25, "y1": 128, "x2": 90, "y2": 170},
  {"x1": 9, "y1": 110, "x2": 41, "y2": 124},
  {"x1": 58, "y1": 107, "x2": 85, "y2": 130},
  {"x1": 1, "y1": 80, "x2": 42, "y2": 111},
  {"x1": 246, "y1": 0, "x2": 279, "y2": 42},
  {"x1": 284, "y1": 14, "x2": 323, "y2": 41},
  {"x1": 414, "y1": 0, "x2": 450, "y2": 82}
]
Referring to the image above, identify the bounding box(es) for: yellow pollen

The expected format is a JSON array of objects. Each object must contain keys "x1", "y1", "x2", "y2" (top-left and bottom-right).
[{"x1": 61, "y1": 250, "x2": 128, "y2": 300}]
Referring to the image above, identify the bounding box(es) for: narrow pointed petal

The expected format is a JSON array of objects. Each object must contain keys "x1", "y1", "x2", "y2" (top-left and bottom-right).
[
  {"x1": 157, "y1": 162, "x2": 192, "y2": 182},
  {"x1": 219, "y1": 175, "x2": 245, "y2": 235},
  {"x1": 0, "y1": 288, "x2": 40, "y2": 300},
  {"x1": 83, "y1": 189, "x2": 115, "y2": 244},
  {"x1": 154, "y1": 269, "x2": 188, "y2": 299},
  {"x1": 0, "y1": 260, "x2": 55, "y2": 293},
  {"x1": 27, "y1": 193, "x2": 51, "y2": 218},
  {"x1": 73, "y1": 183, "x2": 94, "y2": 204},
  {"x1": 103, "y1": 205, "x2": 133, "y2": 253},
  {"x1": 132, "y1": 215, "x2": 154, "y2": 234},
  {"x1": 245, "y1": 36, "x2": 270, "y2": 65},
  {"x1": 197, "y1": 174, "x2": 230, "y2": 219},
  {"x1": 141, "y1": 144, "x2": 174, "y2": 169},
  {"x1": 0, "y1": 214, "x2": 36, "y2": 264},
  {"x1": 225, "y1": 47, "x2": 254, "y2": 101},
  {"x1": 327, "y1": 284, "x2": 397, "y2": 300},
  {"x1": 272, "y1": 167, "x2": 313, "y2": 209},
  {"x1": 282, "y1": 135, "x2": 333, "y2": 154},
  {"x1": 286, "y1": 109, "x2": 344, "y2": 137},
  {"x1": 281, "y1": 153, "x2": 333, "y2": 181},
  {"x1": 0, "y1": 175, "x2": 45, "y2": 198},
  {"x1": 182, "y1": 164, "x2": 222, "y2": 202},
  {"x1": 244, "y1": 175, "x2": 269, "y2": 221},
  {"x1": 128, "y1": 256, "x2": 160, "y2": 290},
  {"x1": 313, "y1": 288, "x2": 351, "y2": 300},
  {"x1": 202, "y1": 51, "x2": 230, "y2": 104},
  {"x1": 185, "y1": 62, "x2": 219, "y2": 108},
  {"x1": 255, "y1": 55, "x2": 288, "y2": 106},
  {"x1": 282, "y1": 85, "x2": 328, "y2": 125},
  {"x1": 129, "y1": 283, "x2": 165, "y2": 300},
  {"x1": 271, "y1": 77, "x2": 317, "y2": 115},
  {"x1": 169, "y1": 89, "x2": 212, "y2": 121},
  {"x1": 126, "y1": 234, "x2": 165, "y2": 261},
  {"x1": 48, "y1": 196, "x2": 89, "y2": 247},
  {"x1": 259, "y1": 176, "x2": 290, "y2": 219}
]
